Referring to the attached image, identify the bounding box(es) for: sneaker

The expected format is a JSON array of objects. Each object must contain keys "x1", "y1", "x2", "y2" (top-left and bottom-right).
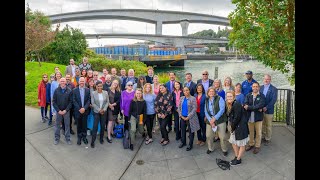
[
  {"x1": 223, "y1": 151, "x2": 228, "y2": 157},
  {"x1": 48, "y1": 121, "x2": 52, "y2": 126},
  {"x1": 66, "y1": 140, "x2": 72, "y2": 145},
  {"x1": 41, "y1": 117, "x2": 46, "y2": 123},
  {"x1": 207, "y1": 149, "x2": 213, "y2": 154},
  {"x1": 44, "y1": 116, "x2": 49, "y2": 121},
  {"x1": 54, "y1": 140, "x2": 59, "y2": 145},
  {"x1": 87, "y1": 130, "x2": 91, "y2": 136},
  {"x1": 230, "y1": 159, "x2": 241, "y2": 166}
]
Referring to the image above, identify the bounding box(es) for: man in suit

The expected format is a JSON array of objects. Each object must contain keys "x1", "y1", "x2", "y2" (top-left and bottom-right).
[
  {"x1": 259, "y1": 74, "x2": 278, "y2": 146},
  {"x1": 184, "y1": 73, "x2": 197, "y2": 96},
  {"x1": 73, "y1": 77, "x2": 91, "y2": 145},
  {"x1": 52, "y1": 78, "x2": 73, "y2": 145},
  {"x1": 165, "y1": 72, "x2": 176, "y2": 93},
  {"x1": 145, "y1": 66, "x2": 154, "y2": 84},
  {"x1": 197, "y1": 70, "x2": 213, "y2": 93},
  {"x1": 65, "y1": 59, "x2": 79, "y2": 78}
]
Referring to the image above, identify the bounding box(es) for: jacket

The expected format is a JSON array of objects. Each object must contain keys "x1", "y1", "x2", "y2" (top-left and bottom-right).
[
  {"x1": 52, "y1": 87, "x2": 73, "y2": 112},
  {"x1": 259, "y1": 84, "x2": 278, "y2": 114},
  {"x1": 227, "y1": 100, "x2": 249, "y2": 140},
  {"x1": 177, "y1": 96, "x2": 200, "y2": 133},
  {"x1": 72, "y1": 87, "x2": 91, "y2": 116},
  {"x1": 91, "y1": 90, "x2": 109, "y2": 113},
  {"x1": 244, "y1": 92, "x2": 266, "y2": 122},
  {"x1": 172, "y1": 90, "x2": 183, "y2": 111},
  {"x1": 184, "y1": 81, "x2": 197, "y2": 96},
  {"x1": 194, "y1": 93, "x2": 206, "y2": 117}
]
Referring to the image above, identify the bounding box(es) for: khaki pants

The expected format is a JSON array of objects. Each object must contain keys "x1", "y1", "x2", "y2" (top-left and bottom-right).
[
  {"x1": 248, "y1": 121, "x2": 263, "y2": 148},
  {"x1": 262, "y1": 113, "x2": 273, "y2": 141},
  {"x1": 130, "y1": 116, "x2": 145, "y2": 144},
  {"x1": 206, "y1": 122, "x2": 228, "y2": 152}
]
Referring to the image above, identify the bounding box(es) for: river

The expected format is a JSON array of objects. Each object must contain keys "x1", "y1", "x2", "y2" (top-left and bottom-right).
[{"x1": 154, "y1": 60, "x2": 295, "y2": 90}]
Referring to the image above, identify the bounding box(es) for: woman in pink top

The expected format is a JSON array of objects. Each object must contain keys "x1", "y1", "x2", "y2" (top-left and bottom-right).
[
  {"x1": 172, "y1": 81, "x2": 183, "y2": 141},
  {"x1": 153, "y1": 75, "x2": 160, "y2": 95}
]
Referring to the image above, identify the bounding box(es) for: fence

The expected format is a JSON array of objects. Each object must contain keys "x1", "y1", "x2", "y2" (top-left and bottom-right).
[{"x1": 273, "y1": 89, "x2": 295, "y2": 128}]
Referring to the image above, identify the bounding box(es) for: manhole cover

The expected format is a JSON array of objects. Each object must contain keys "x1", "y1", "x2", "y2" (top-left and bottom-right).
[{"x1": 136, "y1": 160, "x2": 144, "y2": 165}]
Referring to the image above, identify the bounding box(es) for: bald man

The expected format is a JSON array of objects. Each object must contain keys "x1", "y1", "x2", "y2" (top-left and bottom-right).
[{"x1": 197, "y1": 70, "x2": 214, "y2": 92}]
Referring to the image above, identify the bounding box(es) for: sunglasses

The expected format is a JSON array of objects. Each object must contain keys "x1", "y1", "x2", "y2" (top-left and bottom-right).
[
  {"x1": 128, "y1": 84, "x2": 133, "y2": 86},
  {"x1": 202, "y1": 74, "x2": 208, "y2": 75}
]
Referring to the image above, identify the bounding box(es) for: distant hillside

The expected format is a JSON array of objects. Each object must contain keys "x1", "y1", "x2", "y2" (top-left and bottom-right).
[{"x1": 189, "y1": 26, "x2": 231, "y2": 39}]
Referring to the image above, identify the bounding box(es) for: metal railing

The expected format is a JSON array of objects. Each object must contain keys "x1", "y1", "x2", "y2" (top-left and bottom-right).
[{"x1": 273, "y1": 89, "x2": 295, "y2": 128}]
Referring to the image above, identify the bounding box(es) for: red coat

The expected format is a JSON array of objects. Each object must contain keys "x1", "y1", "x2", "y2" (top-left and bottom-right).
[{"x1": 38, "y1": 81, "x2": 47, "y2": 107}]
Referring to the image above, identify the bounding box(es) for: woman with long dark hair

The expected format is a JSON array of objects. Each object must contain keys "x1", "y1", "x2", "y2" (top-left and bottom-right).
[
  {"x1": 38, "y1": 73, "x2": 49, "y2": 123},
  {"x1": 194, "y1": 83, "x2": 206, "y2": 146}
]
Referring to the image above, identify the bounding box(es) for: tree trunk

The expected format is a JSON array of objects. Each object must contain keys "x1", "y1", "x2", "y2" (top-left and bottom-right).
[{"x1": 37, "y1": 51, "x2": 41, "y2": 67}]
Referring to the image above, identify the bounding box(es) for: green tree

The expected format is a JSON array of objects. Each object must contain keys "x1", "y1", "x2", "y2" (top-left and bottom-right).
[
  {"x1": 47, "y1": 25, "x2": 88, "y2": 65},
  {"x1": 228, "y1": 0, "x2": 295, "y2": 85},
  {"x1": 25, "y1": 4, "x2": 57, "y2": 66}
]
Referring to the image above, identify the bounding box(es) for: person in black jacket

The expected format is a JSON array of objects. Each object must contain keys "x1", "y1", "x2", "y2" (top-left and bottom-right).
[
  {"x1": 52, "y1": 78, "x2": 73, "y2": 145},
  {"x1": 244, "y1": 82, "x2": 265, "y2": 154},
  {"x1": 226, "y1": 91, "x2": 249, "y2": 166},
  {"x1": 128, "y1": 89, "x2": 147, "y2": 150}
]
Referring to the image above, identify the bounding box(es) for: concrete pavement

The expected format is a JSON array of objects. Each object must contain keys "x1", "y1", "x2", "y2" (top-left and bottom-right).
[{"x1": 25, "y1": 106, "x2": 295, "y2": 180}]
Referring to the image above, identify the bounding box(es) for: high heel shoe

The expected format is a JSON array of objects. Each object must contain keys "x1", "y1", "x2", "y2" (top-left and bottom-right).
[{"x1": 106, "y1": 137, "x2": 112, "y2": 143}]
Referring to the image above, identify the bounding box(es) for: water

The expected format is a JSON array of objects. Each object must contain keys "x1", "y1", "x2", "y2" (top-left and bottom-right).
[{"x1": 154, "y1": 60, "x2": 295, "y2": 90}]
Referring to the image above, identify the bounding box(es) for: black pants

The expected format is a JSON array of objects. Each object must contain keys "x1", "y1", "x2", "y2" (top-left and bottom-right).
[
  {"x1": 196, "y1": 112, "x2": 206, "y2": 142},
  {"x1": 159, "y1": 115, "x2": 170, "y2": 141},
  {"x1": 76, "y1": 112, "x2": 88, "y2": 139},
  {"x1": 62, "y1": 108, "x2": 73, "y2": 131},
  {"x1": 145, "y1": 114, "x2": 155, "y2": 139},
  {"x1": 124, "y1": 115, "x2": 130, "y2": 130},
  {"x1": 181, "y1": 117, "x2": 194, "y2": 146},
  {"x1": 91, "y1": 112, "x2": 107, "y2": 143},
  {"x1": 167, "y1": 114, "x2": 173, "y2": 131},
  {"x1": 40, "y1": 103, "x2": 49, "y2": 118},
  {"x1": 173, "y1": 110, "x2": 181, "y2": 140}
]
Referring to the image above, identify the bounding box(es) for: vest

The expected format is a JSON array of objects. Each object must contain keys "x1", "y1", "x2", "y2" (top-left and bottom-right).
[{"x1": 205, "y1": 96, "x2": 227, "y2": 125}]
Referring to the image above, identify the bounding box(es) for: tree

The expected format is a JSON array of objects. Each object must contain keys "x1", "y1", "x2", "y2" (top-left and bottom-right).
[
  {"x1": 25, "y1": 4, "x2": 58, "y2": 66},
  {"x1": 228, "y1": 0, "x2": 295, "y2": 85},
  {"x1": 47, "y1": 25, "x2": 88, "y2": 65}
]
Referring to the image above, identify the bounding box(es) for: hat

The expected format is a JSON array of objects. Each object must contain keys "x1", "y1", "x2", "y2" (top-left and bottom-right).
[{"x1": 245, "y1": 70, "x2": 253, "y2": 75}]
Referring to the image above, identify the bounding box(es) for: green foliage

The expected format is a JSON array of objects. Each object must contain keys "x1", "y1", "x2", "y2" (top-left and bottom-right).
[
  {"x1": 228, "y1": 0, "x2": 295, "y2": 85},
  {"x1": 25, "y1": 62, "x2": 66, "y2": 107},
  {"x1": 46, "y1": 25, "x2": 88, "y2": 64},
  {"x1": 25, "y1": 3, "x2": 51, "y2": 28},
  {"x1": 89, "y1": 57, "x2": 148, "y2": 76},
  {"x1": 156, "y1": 73, "x2": 180, "y2": 84},
  {"x1": 189, "y1": 27, "x2": 231, "y2": 39}
]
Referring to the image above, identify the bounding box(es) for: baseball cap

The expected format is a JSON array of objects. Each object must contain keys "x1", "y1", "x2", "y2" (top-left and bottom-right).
[{"x1": 245, "y1": 70, "x2": 253, "y2": 75}]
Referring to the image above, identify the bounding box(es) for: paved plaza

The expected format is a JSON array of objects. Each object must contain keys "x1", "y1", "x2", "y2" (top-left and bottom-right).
[{"x1": 26, "y1": 106, "x2": 295, "y2": 180}]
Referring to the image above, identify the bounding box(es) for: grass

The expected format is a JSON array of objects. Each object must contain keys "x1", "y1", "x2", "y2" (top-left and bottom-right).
[{"x1": 25, "y1": 62, "x2": 66, "y2": 107}]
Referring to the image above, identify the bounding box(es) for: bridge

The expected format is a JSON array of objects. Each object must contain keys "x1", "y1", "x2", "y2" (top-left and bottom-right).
[
  {"x1": 85, "y1": 33, "x2": 229, "y2": 46},
  {"x1": 48, "y1": 9, "x2": 230, "y2": 36}
]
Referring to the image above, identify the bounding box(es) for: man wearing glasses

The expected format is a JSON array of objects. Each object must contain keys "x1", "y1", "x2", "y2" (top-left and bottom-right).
[{"x1": 197, "y1": 70, "x2": 213, "y2": 93}]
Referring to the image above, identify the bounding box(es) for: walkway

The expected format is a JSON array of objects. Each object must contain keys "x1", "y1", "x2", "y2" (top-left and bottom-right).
[{"x1": 25, "y1": 106, "x2": 295, "y2": 180}]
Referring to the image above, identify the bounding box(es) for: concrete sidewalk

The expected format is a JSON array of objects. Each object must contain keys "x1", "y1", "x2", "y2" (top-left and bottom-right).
[{"x1": 25, "y1": 106, "x2": 295, "y2": 180}]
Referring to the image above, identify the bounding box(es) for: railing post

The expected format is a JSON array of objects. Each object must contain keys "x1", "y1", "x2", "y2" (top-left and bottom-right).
[
  {"x1": 286, "y1": 90, "x2": 292, "y2": 125},
  {"x1": 214, "y1": 67, "x2": 218, "y2": 79}
]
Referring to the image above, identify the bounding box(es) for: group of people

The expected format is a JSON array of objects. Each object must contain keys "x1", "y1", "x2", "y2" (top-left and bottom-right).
[{"x1": 37, "y1": 57, "x2": 278, "y2": 166}]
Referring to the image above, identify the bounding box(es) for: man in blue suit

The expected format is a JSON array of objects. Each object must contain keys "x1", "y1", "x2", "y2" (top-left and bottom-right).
[
  {"x1": 259, "y1": 74, "x2": 278, "y2": 146},
  {"x1": 73, "y1": 77, "x2": 91, "y2": 145},
  {"x1": 184, "y1": 73, "x2": 197, "y2": 96}
]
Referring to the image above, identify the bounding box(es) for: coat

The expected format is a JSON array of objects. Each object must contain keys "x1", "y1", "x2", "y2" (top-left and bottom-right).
[
  {"x1": 227, "y1": 100, "x2": 249, "y2": 140},
  {"x1": 259, "y1": 84, "x2": 278, "y2": 114},
  {"x1": 177, "y1": 96, "x2": 200, "y2": 133},
  {"x1": 91, "y1": 90, "x2": 110, "y2": 113},
  {"x1": 38, "y1": 81, "x2": 47, "y2": 107},
  {"x1": 244, "y1": 92, "x2": 266, "y2": 122}
]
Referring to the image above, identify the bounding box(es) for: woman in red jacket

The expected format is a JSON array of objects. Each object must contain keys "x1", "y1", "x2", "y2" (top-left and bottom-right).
[{"x1": 38, "y1": 74, "x2": 49, "y2": 123}]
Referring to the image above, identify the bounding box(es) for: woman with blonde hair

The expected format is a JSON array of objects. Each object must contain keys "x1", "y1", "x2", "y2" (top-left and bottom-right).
[
  {"x1": 128, "y1": 89, "x2": 147, "y2": 150},
  {"x1": 226, "y1": 90, "x2": 249, "y2": 166},
  {"x1": 106, "y1": 80, "x2": 121, "y2": 143},
  {"x1": 223, "y1": 77, "x2": 235, "y2": 92},
  {"x1": 143, "y1": 83, "x2": 156, "y2": 145}
]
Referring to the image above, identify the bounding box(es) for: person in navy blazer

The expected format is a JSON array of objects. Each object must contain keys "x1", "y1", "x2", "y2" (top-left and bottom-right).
[
  {"x1": 184, "y1": 73, "x2": 197, "y2": 96},
  {"x1": 259, "y1": 74, "x2": 278, "y2": 145},
  {"x1": 73, "y1": 77, "x2": 91, "y2": 145},
  {"x1": 194, "y1": 84, "x2": 207, "y2": 146},
  {"x1": 196, "y1": 70, "x2": 214, "y2": 92}
]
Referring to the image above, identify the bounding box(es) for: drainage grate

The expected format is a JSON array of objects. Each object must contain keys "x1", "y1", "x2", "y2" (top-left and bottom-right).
[{"x1": 136, "y1": 160, "x2": 144, "y2": 165}]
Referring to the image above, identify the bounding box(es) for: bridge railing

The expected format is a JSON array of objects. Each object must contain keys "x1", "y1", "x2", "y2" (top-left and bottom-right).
[{"x1": 273, "y1": 89, "x2": 295, "y2": 128}]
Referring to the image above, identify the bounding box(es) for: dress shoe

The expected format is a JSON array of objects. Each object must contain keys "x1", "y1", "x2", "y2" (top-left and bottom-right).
[
  {"x1": 186, "y1": 145, "x2": 192, "y2": 151},
  {"x1": 264, "y1": 140, "x2": 270, "y2": 146},
  {"x1": 70, "y1": 129, "x2": 75, "y2": 135},
  {"x1": 106, "y1": 137, "x2": 112, "y2": 143},
  {"x1": 100, "y1": 139, "x2": 104, "y2": 144},
  {"x1": 91, "y1": 142, "x2": 95, "y2": 148},
  {"x1": 179, "y1": 143, "x2": 186, "y2": 148},
  {"x1": 245, "y1": 145, "x2": 254, "y2": 151},
  {"x1": 223, "y1": 151, "x2": 228, "y2": 157},
  {"x1": 130, "y1": 144, "x2": 134, "y2": 151},
  {"x1": 77, "y1": 138, "x2": 81, "y2": 145},
  {"x1": 83, "y1": 138, "x2": 88, "y2": 145},
  {"x1": 253, "y1": 147, "x2": 260, "y2": 154},
  {"x1": 111, "y1": 134, "x2": 116, "y2": 138}
]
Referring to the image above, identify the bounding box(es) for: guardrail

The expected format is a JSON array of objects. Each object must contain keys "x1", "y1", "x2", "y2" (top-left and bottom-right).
[{"x1": 274, "y1": 89, "x2": 295, "y2": 128}]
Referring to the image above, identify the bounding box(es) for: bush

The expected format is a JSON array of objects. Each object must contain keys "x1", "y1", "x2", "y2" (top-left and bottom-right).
[
  {"x1": 25, "y1": 62, "x2": 66, "y2": 107},
  {"x1": 89, "y1": 57, "x2": 148, "y2": 76},
  {"x1": 156, "y1": 72, "x2": 180, "y2": 84}
]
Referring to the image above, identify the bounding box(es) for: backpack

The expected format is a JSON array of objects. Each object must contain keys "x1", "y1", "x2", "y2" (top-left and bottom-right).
[
  {"x1": 114, "y1": 124, "x2": 124, "y2": 138},
  {"x1": 123, "y1": 124, "x2": 131, "y2": 149}
]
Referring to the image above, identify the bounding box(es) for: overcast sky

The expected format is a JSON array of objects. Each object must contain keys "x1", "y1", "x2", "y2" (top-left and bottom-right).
[{"x1": 26, "y1": 0, "x2": 236, "y2": 47}]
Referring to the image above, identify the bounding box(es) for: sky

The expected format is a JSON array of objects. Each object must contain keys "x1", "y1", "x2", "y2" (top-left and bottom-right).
[{"x1": 26, "y1": 0, "x2": 236, "y2": 47}]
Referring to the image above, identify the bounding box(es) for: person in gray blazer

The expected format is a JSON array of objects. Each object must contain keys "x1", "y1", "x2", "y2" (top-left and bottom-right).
[
  {"x1": 90, "y1": 81, "x2": 109, "y2": 148},
  {"x1": 177, "y1": 87, "x2": 200, "y2": 151},
  {"x1": 65, "y1": 59, "x2": 79, "y2": 78}
]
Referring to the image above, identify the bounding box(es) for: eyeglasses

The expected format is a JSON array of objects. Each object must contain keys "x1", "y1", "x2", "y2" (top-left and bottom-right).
[
  {"x1": 202, "y1": 74, "x2": 208, "y2": 75},
  {"x1": 43, "y1": 77, "x2": 48, "y2": 78},
  {"x1": 128, "y1": 84, "x2": 133, "y2": 86},
  {"x1": 93, "y1": 75, "x2": 98, "y2": 76}
]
